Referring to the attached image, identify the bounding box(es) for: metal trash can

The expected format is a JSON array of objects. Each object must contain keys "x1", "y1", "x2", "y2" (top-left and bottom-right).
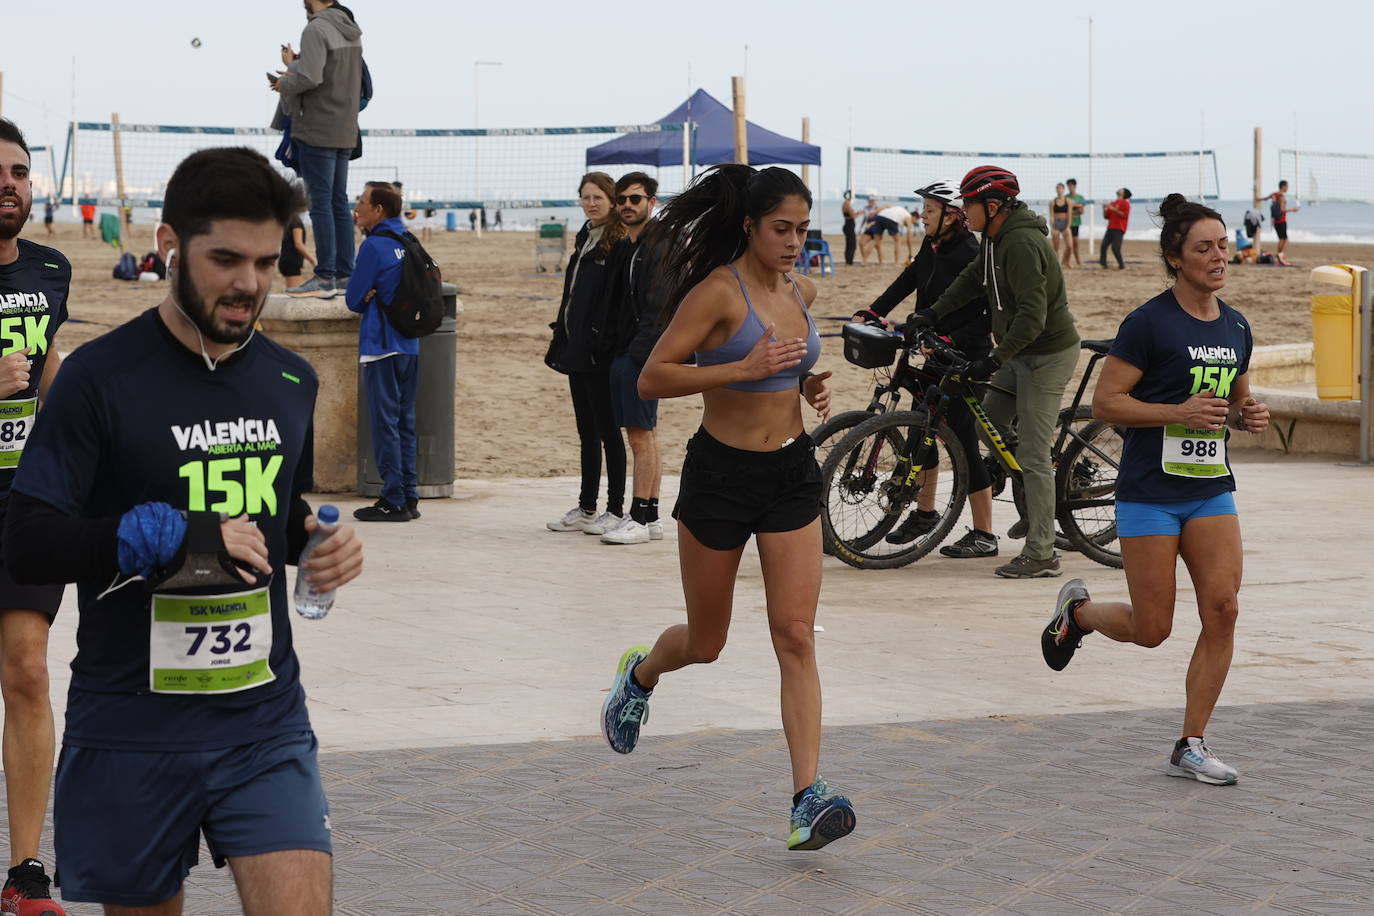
[
  {"x1": 357, "y1": 282, "x2": 459, "y2": 499},
  {"x1": 445, "y1": 211, "x2": 457, "y2": 232}
]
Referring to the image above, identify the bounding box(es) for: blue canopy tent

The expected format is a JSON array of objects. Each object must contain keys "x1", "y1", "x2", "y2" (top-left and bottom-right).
[{"x1": 585, "y1": 89, "x2": 821, "y2": 169}]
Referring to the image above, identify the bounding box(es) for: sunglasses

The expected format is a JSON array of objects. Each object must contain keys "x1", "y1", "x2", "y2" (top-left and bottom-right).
[{"x1": 615, "y1": 194, "x2": 648, "y2": 205}]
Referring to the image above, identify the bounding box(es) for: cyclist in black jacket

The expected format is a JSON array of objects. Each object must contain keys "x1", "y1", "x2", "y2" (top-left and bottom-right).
[{"x1": 849, "y1": 180, "x2": 999, "y2": 558}]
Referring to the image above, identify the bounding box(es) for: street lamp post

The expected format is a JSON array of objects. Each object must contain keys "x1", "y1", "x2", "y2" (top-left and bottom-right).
[{"x1": 474, "y1": 60, "x2": 502, "y2": 237}]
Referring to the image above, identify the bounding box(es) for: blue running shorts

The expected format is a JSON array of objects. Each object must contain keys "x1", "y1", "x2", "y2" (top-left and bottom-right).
[
  {"x1": 54, "y1": 731, "x2": 330, "y2": 907},
  {"x1": 1116, "y1": 492, "x2": 1237, "y2": 538}
]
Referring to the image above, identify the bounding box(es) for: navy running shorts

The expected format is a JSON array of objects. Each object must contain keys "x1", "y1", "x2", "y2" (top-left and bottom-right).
[
  {"x1": 609, "y1": 354, "x2": 658, "y2": 430},
  {"x1": 54, "y1": 731, "x2": 331, "y2": 907},
  {"x1": 863, "y1": 215, "x2": 899, "y2": 237},
  {"x1": 0, "y1": 501, "x2": 64, "y2": 620},
  {"x1": 1115, "y1": 492, "x2": 1236, "y2": 538},
  {"x1": 673, "y1": 427, "x2": 821, "y2": 551}
]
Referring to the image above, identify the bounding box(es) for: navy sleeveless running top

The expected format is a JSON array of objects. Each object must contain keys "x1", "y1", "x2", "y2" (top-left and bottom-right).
[{"x1": 695, "y1": 264, "x2": 821, "y2": 393}]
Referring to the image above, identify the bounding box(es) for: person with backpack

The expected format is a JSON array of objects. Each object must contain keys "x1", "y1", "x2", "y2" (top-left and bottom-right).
[
  {"x1": 347, "y1": 181, "x2": 422, "y2": 522},
  {"x1": 272, "y1": 0, "x2": 364, "y2": 300},
  {"x1": 1268, "y1": 180, "x2": 1298, "y2": 266}
]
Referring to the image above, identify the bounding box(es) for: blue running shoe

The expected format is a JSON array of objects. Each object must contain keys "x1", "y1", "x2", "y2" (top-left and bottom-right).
[
  {"x1": 787, "y1": 778, "x2": 856, "y2": 851},
  {"x1": 601, "y1": 646, "x2": 651, "y2": 754}
]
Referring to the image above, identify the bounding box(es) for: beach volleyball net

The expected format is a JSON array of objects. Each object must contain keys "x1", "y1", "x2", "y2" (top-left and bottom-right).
[
  {"x1": 846, "y1": 147, "x2": 1220, "y2": 204},
  {"x1": 58, "y1": 120, "x2": 691, "y2": 210},
  {"x1": 1279, "y1": 149, "x2": 1374, "y2": 204}
]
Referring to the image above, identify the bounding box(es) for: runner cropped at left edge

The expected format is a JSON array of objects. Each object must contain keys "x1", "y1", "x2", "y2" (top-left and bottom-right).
[
  {"x1": 2, "y1": 147, "x2": 365, "y2": 915},
  {"x1": 0, "y1": 116, "x2": 71, "y2": 916}
]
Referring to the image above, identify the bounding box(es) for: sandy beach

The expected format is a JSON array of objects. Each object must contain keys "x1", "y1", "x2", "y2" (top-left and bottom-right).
[{"x1": 40, "y1": 221, "x2": 1371, "y2": 484}]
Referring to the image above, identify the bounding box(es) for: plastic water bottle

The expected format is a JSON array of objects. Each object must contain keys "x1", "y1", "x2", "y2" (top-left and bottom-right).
[{"x1": 294, "y1": 505, "x2": 340, "y2": 620}]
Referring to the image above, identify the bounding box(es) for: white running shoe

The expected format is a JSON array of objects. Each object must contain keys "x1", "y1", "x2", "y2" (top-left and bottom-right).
[
  {"x1": 547, "y1": 507, "x2": 595, "y2": 532},
  {"x1": 583, "y1": 511, "x2": 623, "y2": 535},
  {"x1": 1168, "y1": 737, "x2": 1239, "y2": 785},
  {"x1": 602, "y1": 518, "x2": 651, "y2": 545},
  {"x1": 648, "y1": 520, "x2": 664, "y2": 540}
]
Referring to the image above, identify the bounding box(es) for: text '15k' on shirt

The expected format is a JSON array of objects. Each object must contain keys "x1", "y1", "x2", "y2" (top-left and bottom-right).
[{"x1": 13, "y1": 308, "x2": 319, "y2": 751}]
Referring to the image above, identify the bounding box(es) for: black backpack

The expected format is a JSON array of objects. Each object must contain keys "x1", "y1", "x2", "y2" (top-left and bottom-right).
[{"x1": 371, "y1": 229, "x2": 443, "y2": 338}]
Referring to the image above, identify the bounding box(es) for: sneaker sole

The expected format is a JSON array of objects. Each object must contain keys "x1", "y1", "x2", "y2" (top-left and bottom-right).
[
  {"x1": 996, "y1": 567, "x2": 1062, "y2": 579},
  {"x1": 788, "y1": 802, "x2": 857, "y2": 851},
  {"x1": 600, "y1": 646, "x2": 650, "y2": 754},
  {"x1": 1167, "y1": 763, "x2": 1238, "y2": 785},
  {"x1": 601, "y1": 535, "x2": 650, "y2": 545}
]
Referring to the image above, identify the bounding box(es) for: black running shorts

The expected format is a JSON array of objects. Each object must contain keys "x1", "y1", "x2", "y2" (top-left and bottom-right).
[
  {"x1": 1274, "y1": 221, "x2": 1288, "y2": 241},
  {"x1": 0, "y1": 500, "x2": 63, "y2": 620},
  {"x1": 673, "y1": 427, "x2": 822, "y2": 551}
]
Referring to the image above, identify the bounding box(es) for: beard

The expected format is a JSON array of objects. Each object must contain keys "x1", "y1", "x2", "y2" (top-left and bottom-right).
[
  {"x1": 175, "y1": 263, "x2": 263, "y2": 345},
  {"x1": 0, "y1": 194, "x2": 31, "y2": 241}
]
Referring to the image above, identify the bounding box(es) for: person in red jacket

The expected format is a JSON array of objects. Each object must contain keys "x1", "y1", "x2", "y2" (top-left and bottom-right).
[{"x1": 1100, "y1": 188, "x2": 1131, "y2": 269}]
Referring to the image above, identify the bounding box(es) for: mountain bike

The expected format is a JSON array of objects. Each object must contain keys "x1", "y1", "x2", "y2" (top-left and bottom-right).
[{"x1": 821, "y1": 327, "x2": 1123, "y2": 569}]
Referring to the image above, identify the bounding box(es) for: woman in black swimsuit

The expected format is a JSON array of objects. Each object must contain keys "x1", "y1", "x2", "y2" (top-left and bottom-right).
[
  {"x1": 1050, "y1": 182, "x2": 1073, "y2": 265},
  {"x1": 841, "y1": 190, "x2": 858, "y2": 266}
]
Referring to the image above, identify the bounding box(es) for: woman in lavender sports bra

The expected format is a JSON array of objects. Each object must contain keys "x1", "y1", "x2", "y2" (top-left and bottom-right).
[{"x1": 597, "y1": 165, "x2": 857, "y2": 852}]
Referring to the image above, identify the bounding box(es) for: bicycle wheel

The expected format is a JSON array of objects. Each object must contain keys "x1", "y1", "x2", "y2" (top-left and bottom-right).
[
  {"x1": 812, "y1": 409, "x2": 882, "y2": 469},
  {"x1": 821, "y1": 410, "x2": 968, "y2": 569},
  {"x1": 1057, "y1": 418, "x2": 1124, "y2": 568}
]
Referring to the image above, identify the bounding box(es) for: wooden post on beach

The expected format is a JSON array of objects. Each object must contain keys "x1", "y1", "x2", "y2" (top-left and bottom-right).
[
  {"x1": 801, "y1": 117, "x2": 811, "y2": 188},
  {"x1": 112, "y1": 112, "x2": 127, "y2": 248},
  {"x1": 732, "y1": 76, "x2": 748, "y2": 165},
  {"x1": 1252, "y1": 126, "x2": 1263, "y2": 254}
]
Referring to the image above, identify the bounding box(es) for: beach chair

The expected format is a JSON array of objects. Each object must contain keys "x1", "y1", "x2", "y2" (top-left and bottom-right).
[
  {"x1": 795, "y1": 235, "x2": 834, "y2": 277},
  {"x1": 535, "y1": 218, "x2": 568, "y2": 274}
]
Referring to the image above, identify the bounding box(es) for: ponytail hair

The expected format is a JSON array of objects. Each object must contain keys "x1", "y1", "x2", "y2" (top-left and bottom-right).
[
  {"x1": 1156, "y1": 193, "x2": 1224, "y2": 279},
  {"x1": 645, "y1": 164, "x2": 812, "y2": 324}
]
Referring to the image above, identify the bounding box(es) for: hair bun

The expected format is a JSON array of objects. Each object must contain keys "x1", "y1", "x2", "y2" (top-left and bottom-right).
[{"x1": 1158, "y1": 193, "x2": 1189, "y2": 220}]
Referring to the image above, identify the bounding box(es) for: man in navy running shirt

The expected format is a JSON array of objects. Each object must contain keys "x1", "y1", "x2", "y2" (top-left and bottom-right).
[
  {"x1": 0, "y1": 116, "x2": 71, "y2": 916},
  {"x1": 3, "y1": 147, "x2": 364, "y2": 914}
]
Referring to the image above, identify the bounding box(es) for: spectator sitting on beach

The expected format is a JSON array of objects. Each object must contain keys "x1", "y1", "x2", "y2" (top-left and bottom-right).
[
  {"x1": 1100, "y1": 188, "x2": 1131, "y2": 270},
  {"x1": 1231, "y1": 228, "x2": 1257, "y2": 265}
]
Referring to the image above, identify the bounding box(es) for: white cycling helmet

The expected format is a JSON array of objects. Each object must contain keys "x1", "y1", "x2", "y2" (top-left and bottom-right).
[{"x1": 915, "y1": 179, "x2": 962, "y2": 207}]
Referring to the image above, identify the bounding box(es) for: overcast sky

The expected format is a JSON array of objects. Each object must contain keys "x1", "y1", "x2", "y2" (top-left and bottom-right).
[{"x1": 4, "y1": 0, "x2": 1368, "y2": 199}]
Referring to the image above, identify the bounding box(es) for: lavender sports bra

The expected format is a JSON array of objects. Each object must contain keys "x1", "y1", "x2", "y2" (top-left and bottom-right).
[{"x1": 695, "y1": 264, "x2": 822, "y2": 392}]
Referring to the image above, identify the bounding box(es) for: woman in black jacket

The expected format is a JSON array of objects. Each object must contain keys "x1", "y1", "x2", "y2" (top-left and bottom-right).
[
  {"x1": 546, "y1": 172, "x2": 629, "y2": 534},
  {"x1": 849, "y1": 180, "x2": 999, "y2": 558}
]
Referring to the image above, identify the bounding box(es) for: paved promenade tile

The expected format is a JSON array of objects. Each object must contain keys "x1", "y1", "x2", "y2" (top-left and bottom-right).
[{"x1": 30, "y1": 698, "x2": 1373, "y2": 914}]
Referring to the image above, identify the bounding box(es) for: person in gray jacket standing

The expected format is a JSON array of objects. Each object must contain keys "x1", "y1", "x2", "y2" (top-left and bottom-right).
[{"x1": 272, "y1": 0, "x2": 363, "y2": 299}]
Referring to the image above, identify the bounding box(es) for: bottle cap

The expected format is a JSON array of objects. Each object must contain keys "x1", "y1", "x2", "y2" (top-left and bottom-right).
[{"x1": 317, "y1": 505, "x2": 340, "y2": 525}]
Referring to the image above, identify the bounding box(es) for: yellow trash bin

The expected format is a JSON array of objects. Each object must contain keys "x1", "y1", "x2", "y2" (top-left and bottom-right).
[{"x1": 1310, "y1": 264, "x2": 1366, "y2": 400}]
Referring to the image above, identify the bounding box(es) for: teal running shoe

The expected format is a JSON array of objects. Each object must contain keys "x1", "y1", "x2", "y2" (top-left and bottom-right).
[
  {"x1": 787, "y1": 778, "x2": 856, "y2": 851},
  {"x1": 601, "y1": 645, "x2": 651, "y2": 754}
]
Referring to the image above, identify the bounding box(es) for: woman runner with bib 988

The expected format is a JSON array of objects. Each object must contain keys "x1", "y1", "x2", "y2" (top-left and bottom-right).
[
  {"x1": 598, "y1": 165, "x2": 857, "y2": 851},
  {"x1": 1040, "y1": 194, "x2": 1269, "y2": 785}
]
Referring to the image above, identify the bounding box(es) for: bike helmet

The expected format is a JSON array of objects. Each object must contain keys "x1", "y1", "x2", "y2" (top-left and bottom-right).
[
  {"x1": 915, "y1": 179, "x2": 961, "y2": 207},
  {"x1": 959, "y1": 165, "x2": 1020, "y2": 202}
]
